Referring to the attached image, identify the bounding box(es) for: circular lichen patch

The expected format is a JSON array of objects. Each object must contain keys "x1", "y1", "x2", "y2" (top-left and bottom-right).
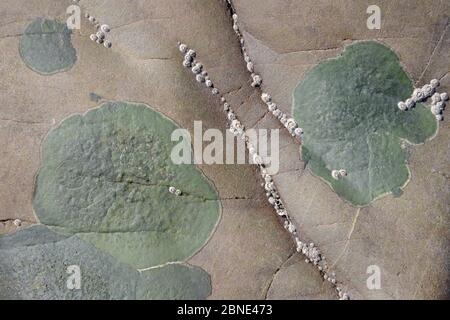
[
  {"x1": 0, "y1": 225, "x2": 212, "y2": 300},
  {"x1": 20, "y1": 18, "x2": 77, "y2": 74},
  {"x1": 33, "y1": 102, "x2": 221, "y2": 269},
  {"x1": 293, "y1": 41, "x2": 437, "y2": 206}
]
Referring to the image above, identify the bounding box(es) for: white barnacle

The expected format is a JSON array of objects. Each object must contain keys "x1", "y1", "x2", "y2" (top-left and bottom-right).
[
  {"x1": 430, "y1": 79, "x2": 440, "y2": 88},
  {"x1": 339, "y1": 169, "x2": 347, "y2": 177},
  {"x1": 436, "y1": 101, "x2": 445, "y2": 111},
  {"x1": 251, "y1": 74, "x2": 262, "y2": 87},
  {"x1": 196, "y1": 74, "x2": 205, "y2": 83},
  {"x1": 100, "y1": 24, "x2": 111, "y2": 33},
  {"x1": 13, "y1": 219, "x2": 22, "y2": 227},
  {"x1": 422, "y1": 84, "x2": 434, "y2": 97},
  {"x1": 286, "y1": 118, "x2": 298, "y2": 130},
  {"x1": 331, "y1": 170, "x2": 340, "y2": 180},
  {"x1": 264, "y1": 182, "x2": 274, "y2": 191},
  {"x1": 184, "y1": 53, "x2": 193, "y2": 62},
  {"x1": 272, "y1": 109, "x2": 281, "y2": 117},
  {"x1": 232, "y1": 13, "x2": 238, "y2": 21},
  {"x1": 227, "y1": 112, "x2": 236, "y2": 121},
  {"x1": 268, "y1": 197, "x2": 276, "y2": 205},
  {"x1": 89, "y1": 34, "x2": 98, "y2": 42},
  {"x1": 441, "y1": 92, "x2": 449, "y2": 101},
  {"x1": 191, "y1": 62, "x2": 203, "y2": 74},
  {"x1": 287, "y1": 223, "x2": 296, "y2": 234},
  {"x1": 178, "y1": 43, "x2": 188, "y2": 53},
  {"x1": 414, "y1": 88, "x2": 426, "y2": 102},
  {"x1": 187, "y1": 49, "x2": 196, "y2": 58},
  {"x1": 169, "y1": 186, "x2": 176, "y2": 194},
  {"x1": 294, "y1": 127, "x2": 304, "y2": 137},
  {"x1": 397, "y1": 101, "x2": 407, "y2": 111},
  {"x1": 85, "y1": 13, "x2": 90, "y2": 19},
  {"x1": 430, "y1": 104, "x2": 441, "y2": 115},
  {"x1": 435, "y1": 114, "x2": 443, "y2": 121},
  {"x1": 96, "y1": 37, "x2": 104, "y2": 44},
  {"x1": 212, "y1": 88, "x2": 220, "y2": 95},
  {"x1": 431, "y1": 93, "x2": 441, "y2": 104},
  {"x1": 205, "y1": 79, "x2": 213, "y2": 87},
  {"x1": 277, "y1": 209, "x2": 287, "y2": 217},
  {"x1": 182, "y1": 59, "x2": 192, "y2": 68},
  {"x1": 261, "y1": 93, "x2": 271, "y2": 103},
  {"x1": 175, "y1": 189, "x2": 182, "y2": 196},
  {"x1": 231, "y1": 119, "x2": 242, "y2": 129},
  {"x1": 253, "y1": 154, "x2": 263, "y2": 165},
  {"x1": 223, "y1": 103, "x2": 230, "y2": 112},
  {"x1": 96, "y1": 31, "x2": 106, "y2": 40},
  {"x1": 104, "y1": 40, "x2": 112, "y2": 48},
  {"x1": 247, "y1": 62, "x2": 254, "y2": 73},
  {"x1": 267, "y1": 102, "x2": 277, "y2": 112},
  {"x1": 405, "y1": 98, "x2": 415, "y2": 109},
  {"x1": 88, "y1": 16, "x2": 96, "y2": 23}
]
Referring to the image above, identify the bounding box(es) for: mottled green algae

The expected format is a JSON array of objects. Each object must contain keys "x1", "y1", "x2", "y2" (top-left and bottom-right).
[
  {"x1": 0, "y1": 226, "x2": 212, "y2": 300},
  {"x1": 33, "y1": 102, "x2": 221, "y2": 269},
  {"x1": 20, "y1": 18, "x2": 76, "y2": 74},
  {"x1": 293, "y1": 41, "x2": 436, "y2": 206}
]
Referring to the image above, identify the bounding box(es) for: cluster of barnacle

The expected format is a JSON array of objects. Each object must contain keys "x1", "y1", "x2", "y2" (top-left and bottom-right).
[
  {"x1": 178, "y1": 42, "x2": 349, "y2": 300},
  {"x1": 332, "y1": 169, "x2": 347, "y2": 180},
  {"x1": 261, "y1": 93, "x2": 304, "y2": 139},
  {"x1": 179, "y1": 43, "x2": 238, "y2": 123},
  {"x1": 69, "y1": 1, "x2": 112, "y2": 48},
  {"x1": 168, "y1": 186, "x2": 182, "y2": 196},
  {"x1": 430, "y1": 91, "x2": 449, "y2": 121},
  {"x1": 398, "y1": 79, "x2": 448, "y2": 121},
  {"x1": 85, "y1": 13, "x2": 112, "y2": 49},
  {"x1": 223, "y1": 3, "x2": 304, "y2": 143},
  {"x1": 230, "y1": 13, "x2": 262, "y2": 88}
]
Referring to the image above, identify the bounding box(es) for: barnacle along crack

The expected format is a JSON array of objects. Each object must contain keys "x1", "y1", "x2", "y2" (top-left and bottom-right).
[
  {"x1": 178, "y1": 42, "x2": 349, "y2": 300},
  {"x1": 221, "y1": 0, "x2": 304, "y2": 143}
]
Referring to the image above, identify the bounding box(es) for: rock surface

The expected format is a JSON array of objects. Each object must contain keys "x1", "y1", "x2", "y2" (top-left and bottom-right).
[
  {"x1": 234, "y1": 0, "x2": 450, "y2": 299},
  {"x1": 0, "y1": 0, "x2": 448, "y2": 299}
]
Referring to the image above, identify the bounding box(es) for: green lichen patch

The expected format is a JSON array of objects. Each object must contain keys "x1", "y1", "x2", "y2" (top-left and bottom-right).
[
  {"x1": 0, "y1": 226, "x2": 212, "y2": 300},
  {"x1": 19, "y1": 18, "x2": 77, "y2": 75},
  {"x1": 33, "y1": 102, "x2": 221, "y2": 269},
  {"x1": 293, "y1": 41, "x2": 437, "y2": 206},
  {"x1": 0, "y1": 226, "x2": 137, "y2": 300}
]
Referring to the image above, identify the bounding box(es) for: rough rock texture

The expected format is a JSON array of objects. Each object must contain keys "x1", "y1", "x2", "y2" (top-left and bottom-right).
[
  {"x1": 0, "y1": 0, "x2": 448, "y2": 299},
  {"x1": 0, "y1": 0, "x2": 307, "y2": 299},
  {"x1": 234, "y1": 0, "x2": 450, "y2": 299}
]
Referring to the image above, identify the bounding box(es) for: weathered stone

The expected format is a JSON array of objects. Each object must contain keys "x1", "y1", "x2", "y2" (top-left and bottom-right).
[{"x1": 33, "y1": 102, "x2": 221, "y2": 269}]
